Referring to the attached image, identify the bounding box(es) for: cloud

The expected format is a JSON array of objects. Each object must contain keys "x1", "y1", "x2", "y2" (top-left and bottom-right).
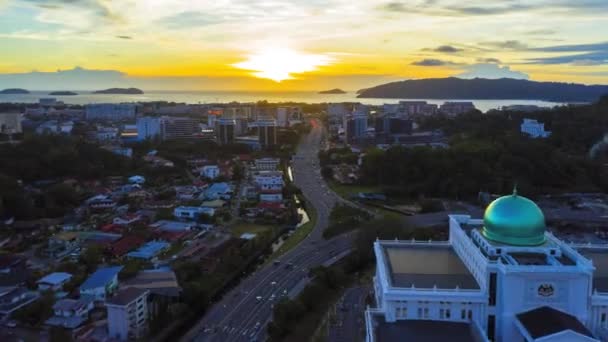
[
  {"x1": 526, "y1": 29, "x2": 556, "y2": 35},
  {"x1": 377, "y1": 0, "x2": 608, "y2": 17},
  {"x1": 482, "y1": 40, "x2": 529, "y2": 50},
  {"x1": 157, "y1": 11, "x2": 223, "y2": 29},
  {"x1": 456, "y1": 63, "x2": 529, "y2": 79},
  {"x1": 524, "y1": 41, "x2": 608, "y2": 65},
  {"x1": 411, "y1": 58, "x2": 458, "y2": 66},
  {"x1": 25, "y1": 0, "x2": 120, "y2": 21},
  {"x1": 477, "y1": 58, "x2": 501, "y2": 64},
  {"x1": 433, "y1": 45, "x2": 462, "y2": 53},
  {"x1": 116, "y1": 35, "x2": 132, "y2": 39}
]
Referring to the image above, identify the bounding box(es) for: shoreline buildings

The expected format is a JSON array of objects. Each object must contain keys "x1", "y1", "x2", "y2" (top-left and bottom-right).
[{"x1": 366, "y1": 190, "x2": 608, "y2": 342}]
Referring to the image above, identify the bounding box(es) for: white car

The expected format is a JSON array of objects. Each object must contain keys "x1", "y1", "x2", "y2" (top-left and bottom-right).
[{"x1": 256, "y1": 296, "x2": 262, "y2": 301}]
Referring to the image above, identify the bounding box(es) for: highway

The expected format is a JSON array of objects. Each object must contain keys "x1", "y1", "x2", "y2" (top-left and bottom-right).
[{"x1": 184, "y1": 120, "x2": 352, "y2": 342}]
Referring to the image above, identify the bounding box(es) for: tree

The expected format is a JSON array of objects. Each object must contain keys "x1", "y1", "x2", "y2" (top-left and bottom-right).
[
  {"x1": 81, "y1": 245, "x2": 104, "y2": 273},
  {"x1": 321, "y1": 166, "x2": 333, "y2": 179}
]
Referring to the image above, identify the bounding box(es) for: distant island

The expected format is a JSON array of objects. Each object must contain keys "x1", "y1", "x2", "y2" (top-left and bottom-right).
[
  {"x1": 357, "y1": 77, "x2": 608, "y2": 102},
  {"x1": 93, "y1": 87, "x2": 144, "y2": 94},
  {"x1": 319, "y1": 88, "x2": 347, "y2": 94},
  {"x1": 0, "y1": 88, "x2": 29, "y2": 94},
  {"x1": 49, "y1": 91, "x2": 78, "y2": 96}
]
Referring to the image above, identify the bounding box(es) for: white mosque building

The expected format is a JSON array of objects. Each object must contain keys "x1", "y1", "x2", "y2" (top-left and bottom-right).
[{"x1": 366, "y1": 190, "x2": 608, "y2": 342}]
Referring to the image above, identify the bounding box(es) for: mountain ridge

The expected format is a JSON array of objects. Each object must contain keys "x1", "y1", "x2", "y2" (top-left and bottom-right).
[{"x1": 357, "y1": 77, "x2": 608, "y2": 102}]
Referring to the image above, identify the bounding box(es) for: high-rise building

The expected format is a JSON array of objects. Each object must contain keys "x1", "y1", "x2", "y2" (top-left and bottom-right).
[
  {"x1": 107, "y1": 287, "x2": 149, "y2": 341},
  {"x1": 85, "y1": 104, "x2": 138, "y2": 121},
  {"x1": 277, "y1": 106, "x2": 303, "y2": 127},
  {"x1": 346, "y1": 106, "x2": 368, "y2": 143},
  {"x1": 257, "y1": 119, "x2": 277, "y2": 148},
  {"x1": 216, "y1": 118, "x2": 236, "y2": 145},
  {"x1": 161, "y1": 116, "x2": 200, "y2": 140},
  {"x1": 137, "y1": 116, "x2": 199, "y2": 141}
]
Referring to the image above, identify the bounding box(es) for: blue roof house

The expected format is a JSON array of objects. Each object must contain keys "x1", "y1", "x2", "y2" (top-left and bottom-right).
[
  {"x1": 126, "y1": 241, "x2": 170, "y2": 261},
  {"x1": 37, "y1": 272, "x2": 73, "y2": 292},
  {"x1": 204, "y1": 182, "x2": 231, "y2": 200},
  {"x1": 79, "y1": 266, "x2": 123, "y2": 301}
]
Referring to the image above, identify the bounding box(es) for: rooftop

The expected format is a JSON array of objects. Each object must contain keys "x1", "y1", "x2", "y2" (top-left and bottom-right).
[
  {"x1": 122, "y1": 270, "x2": 181, "y2": 297},
  {"x1": 372, "y1": 316, "x2": 485, "y2": 342},
  {"x1": 37, "y1": 272, "x2": 72, "y2": 286},
  {"x1": 80, "y1": 266, "x2": 123, "y2": 290},
  {"x1": 382, "y1": 244, "x2": 479, "y2": 290},
  {"x1": 578, "y1": 248, "x2": 608, "y2": 292},
  {"x1": 126, "y1": 241, "x2": 170, "y2": 259},
  {"x1": 106, "y1": 287, "x2": 148, "y2": 306},
  {"x1": 516, "y1": 306, "x2": 594, "y2": 340}
]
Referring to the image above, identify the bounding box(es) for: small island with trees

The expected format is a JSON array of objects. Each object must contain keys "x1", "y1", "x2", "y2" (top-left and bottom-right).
[
  {"x1": 0, "y1": 88, "x2": 30, "y2": 94},
  {"x1": 49, "y1": 91, "x2": 78, "y2": 96},
  {"x1": 93, "y1": 87, "x2": 144, "y2": 94},
  {"x1": 319, "y1": 88, "x2": 347, "y2": 94}
]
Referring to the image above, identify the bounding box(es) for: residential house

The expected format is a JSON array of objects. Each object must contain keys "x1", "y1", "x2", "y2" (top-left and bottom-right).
[
  {"x1": 79, "y1": 266, "x2": 123, "y2": 301},
  {"x1": 0, "y1": 286, "x2": 39, "y2": 317},
  {"x1": 204, "y1": 182, "x2": 232, "y2": 200},
  {"x1": 37, "y1": 272, "x2": 72, "y2": 292},
  {"x1": 112, "y1": 214, "x2": 143, "y2": 226},
  {"x1": 107, "y1": 236, "x2": 146, "y2": 258},
  {"x1": 48, "y1": 232, "x2": 80, "y2": 259},
  {"x1": 150, "y1": 220, "x2": 195, "y2": 232},
  {"x1": 128, "y1": 175, "x2": 146, "y2": 185},
  {"x1": 107, "y1": 288, "x2": 149, "y2": 341},
  {"x1": 86, "y1": 194, "x2": 116, "y2": 210},
  {"x1": 126, "y1": 241, "x2": 170, "y2": 261},
  {"x1": 200, "y1": 165, "x2": 220, "y2": 179},
  {"x1": 0, "y1": 255, "x2": 27, "y2": 286},
  {"x1": 173, "y1": 206, "x2": 215, "y2": 220},
  {"x1": 122, "y1": 270, "x2": 181, "y2": 299},
  {"x1": 260, "y1": 193, "x2": 283, "y2": 203},
  {"x1": 45, "y1": 296, "x2": 94, "y2": 329}
]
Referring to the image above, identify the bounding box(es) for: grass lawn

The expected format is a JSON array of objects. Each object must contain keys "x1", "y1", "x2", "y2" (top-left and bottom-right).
[
  {"x1": 327, "y1": 180, "x2": 383, "y2": 199},
  {"x1": 230, "y1": 222, "x2": 276, "y2": 237},
  {"x1": 265, "y1": 201, "x2": 318, "y2": 263}
]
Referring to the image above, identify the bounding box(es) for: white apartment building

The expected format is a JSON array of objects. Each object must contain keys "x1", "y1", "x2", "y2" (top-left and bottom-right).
[
  {"x1": 255, "y1": 158, "x2": 280, "y2": 171},
  {"x1": 137, "y1": 116, "x2": 200, "y2": 140},
  {"x1": 253, "y1": 171, "x2": 284, "y2": 191},
  {"x1": 521, "y1": 118, "x2": 552, "y2": 138},
  {"x1": 173, "y1": 206, "x2": 215, "y2": 220},
  {"x1": 107, "y1": 288, "x2": 149, "y2": 341}
]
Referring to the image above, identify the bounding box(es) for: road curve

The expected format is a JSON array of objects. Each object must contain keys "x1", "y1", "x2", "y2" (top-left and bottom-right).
[{"x1": 183, "y1": 120, "x2": 351, "y2": 342}]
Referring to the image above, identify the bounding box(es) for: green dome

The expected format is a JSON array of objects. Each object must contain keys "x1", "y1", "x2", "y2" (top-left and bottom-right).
[{"x1": 482, "y1": 191, "x2": 546, "y2": 246}]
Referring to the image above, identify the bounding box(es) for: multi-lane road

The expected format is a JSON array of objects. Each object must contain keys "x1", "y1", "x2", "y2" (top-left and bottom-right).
[{"x1": 183, "y1": 120, "x2": 352, "y2": 342}]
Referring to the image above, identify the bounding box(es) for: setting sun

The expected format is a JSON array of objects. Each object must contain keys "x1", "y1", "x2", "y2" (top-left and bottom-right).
[{"x1": 233, "y1": 48, "x2": 332, "y2": 82}]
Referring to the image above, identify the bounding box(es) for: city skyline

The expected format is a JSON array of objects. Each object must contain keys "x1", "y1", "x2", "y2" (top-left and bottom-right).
[{"x1": 0, "y1": 0, "x2": 607, "y2": 90}]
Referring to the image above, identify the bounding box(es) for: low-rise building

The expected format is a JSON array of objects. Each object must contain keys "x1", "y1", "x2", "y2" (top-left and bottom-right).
[
  {"x1": 173, "y1": 206, "x2": 215, "y2": 220},
  {"x1": 0, "y1": 286, "x2": 39, "y2": 317},
  {"x1": 253, "y1": 171, "x2": 284, "y2": 191},
  {"x1": 204, "y1": 182, "x2": 232, "y2": 200},
  {"x1": 107, "y1": 288, "x2": 149, "y2": 341},
  {"x1": 150, "y1": 220, "x2": 195, "y2": 232},
  {"x1": 79, "y1": 266, "x2": 123, "y2": 301},
  {"x1": 45, "y1": 296, "x2": 94, "y2": 329},
  {"x1": 126, "y1": 241, "x2": 170, "y2": 261},
  {"x1": 48, "y1": 232, "x2": 81, "y2": 259},
  {"x1": 201, "y1": 165, "x2": 220, "y2": 179},
  {"x1": 128, "y1": 175, "x2": 145, "y2": 185},
  {"x1": 521, "y1": 118, "x2": 551, "y2": 138},
  {"x1": 439, "y1": 101, "x2": 476, "y2": 116},
  {"x1": 37, "y1": 272, "x2": 72, "y2": 292},
  {"x1": 260, "y1": 193, "x2": 283, "y2": 202},
  {"x1": 254, "y1": 157, "x2": 280, "y2": 171}
]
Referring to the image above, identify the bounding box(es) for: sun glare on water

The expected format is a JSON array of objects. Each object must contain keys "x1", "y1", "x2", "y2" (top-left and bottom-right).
[{"x1": 233, "y1": 48, "x2": 332, "y2": 82}]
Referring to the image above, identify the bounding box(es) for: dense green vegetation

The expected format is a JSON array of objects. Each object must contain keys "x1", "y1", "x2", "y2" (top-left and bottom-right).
[
  {"x1": 361, "y1": 97, "x2": 608, "y2": 199},
  {"x1": 323, "y1": 204, "x2": 372, "y2": 238}
]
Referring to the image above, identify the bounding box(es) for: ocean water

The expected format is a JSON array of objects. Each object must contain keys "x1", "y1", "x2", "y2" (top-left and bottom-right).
[{"x1": 0, "y1": 90, "x2": 568, "y2": 113}]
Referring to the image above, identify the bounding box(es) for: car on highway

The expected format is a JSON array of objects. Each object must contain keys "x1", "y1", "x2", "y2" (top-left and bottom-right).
[{"x1": 256, "y1": 296, "x2": 262, "y2": 301}]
